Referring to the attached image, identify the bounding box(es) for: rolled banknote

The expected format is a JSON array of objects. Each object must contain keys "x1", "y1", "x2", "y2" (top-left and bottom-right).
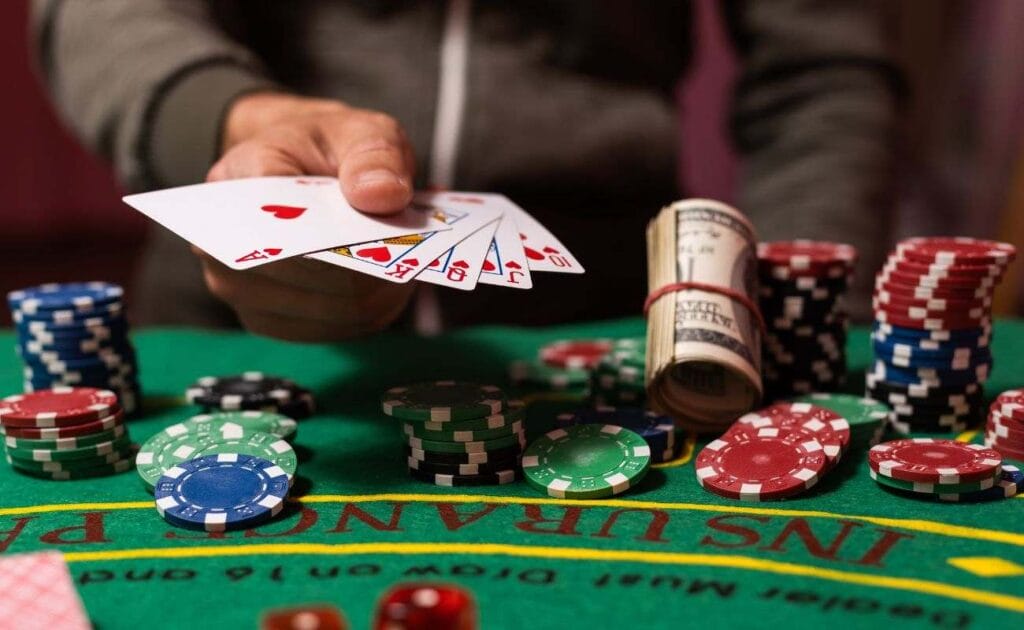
[{"x1": 645, "y1": 199, "x2": 763, "y2": 431}]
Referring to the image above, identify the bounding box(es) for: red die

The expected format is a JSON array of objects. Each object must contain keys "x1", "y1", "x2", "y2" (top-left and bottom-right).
[
  {"x1": 373, "y1": 584, "x2": 477, "y2": 630},
  {"x1": 260, "y1": 605, "x2": 347, "y2": 630}
]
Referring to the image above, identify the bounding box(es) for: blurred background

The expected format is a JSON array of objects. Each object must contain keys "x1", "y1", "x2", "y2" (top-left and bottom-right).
[{"x1": 1, "y1": 0, "x2": 1021, "y2": 326}]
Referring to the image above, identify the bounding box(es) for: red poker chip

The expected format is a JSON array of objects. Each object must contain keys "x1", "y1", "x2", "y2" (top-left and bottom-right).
[
  {"x1": 872, "y1": 301, "x2": 989, "y2": 325},
  {"x1": 895, "y1": 237, "x2": 1016, "y2": 267},
  {"x1": 877, "y1": 267, "x2": 997, "y2": 291},
  {"x1": 874, "y1": 278, "x2": 992, "y2": 301},
  {"x1": 873, "y1": 308, "x2": 991, "y2": 332},
  {"x1": 868, "y1": 438, "x2": 1002, "y2": 483},
  {"x1": 0, "y1": 387, "x2": 120, "y2": 425},
  {"x1": 985, "y1": 435, "x2": 1024, "y2": 461},
  {"x1": 730, "y1": 403, "x2": 849, "y2": 466},
  {"x1": 757, "y1": 240, "x2": 857, "y2": 271},
  {"x1": 760, "y1": 262, "x2": 852, "y2": 282},
  {"x1": 695, "y1": 429, "x2": 829, "y2": 500},
  {"x1": 539, "y1": 338, "x2": 613, "y2": 369},
  {"x1": 872, "y1": 289, "x2": 991, "y2": 312},
  {"x1": 988, "y1": 412, "x2": 1024, "y2": 440},
  {"x1": 885, "y1": 254, "x2": 1006, "y2": 278},
  {"x1": 0, "y1": 410, "x2": 125, "y2": 439},
  {"x1": 993, "y1": 389, "x2": 1024, "y2": 421}
]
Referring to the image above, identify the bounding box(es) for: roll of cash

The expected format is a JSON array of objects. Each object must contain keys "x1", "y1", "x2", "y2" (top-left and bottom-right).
[{"x1": 645, "y1": 199, "x2": 763, "y2": 432}]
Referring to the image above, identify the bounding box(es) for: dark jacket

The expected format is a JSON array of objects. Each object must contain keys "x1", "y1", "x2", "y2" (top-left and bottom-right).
[{"x1": 31, "y1": 0, "x2": 899, "y2": 327}]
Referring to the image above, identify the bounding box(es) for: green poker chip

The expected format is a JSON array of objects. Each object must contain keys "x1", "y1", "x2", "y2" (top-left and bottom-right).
[
  {"x1": 135, "y1": 427, "x2": 296, "y2": 490},
  {"x1": 5, "y1": 432, "x2": 131, "y2": 462},
  {"x1": 405, "y1": 430, "x2": 525, "y2": 454},
  {"x1": 508, "y1": 360, "x2": 589, "y2": 391},
  {"x1": 522, "y1": 424, "x2": 651, "y2": 499},
  {"x1": 419, "y1": 401, "x2": 525, "y2": 432},
  {"x1": 3, "y1": 424, "x2": 126, "y2": 451},
  {"x1": 184, "y1": 410, "x2": 298, "y2": 442},
  {"x1": 869, "y1": 467, "x2": 1000, "y2": 495},
  {"x1": 790, "y1": 393, "x2": 890, "y2": 448},
  {"x1": 403, "y1": 419, "x2": 524, "y2": 443},
  {"x1": 7, "y1": 445, "x2": 135, "y2": 472},
  {"x1": 381, "y1": 381, "x2": 507, "y2": 422},
  {"x1": 8, "y1": 454, "x2": 134, "y2": 480}
]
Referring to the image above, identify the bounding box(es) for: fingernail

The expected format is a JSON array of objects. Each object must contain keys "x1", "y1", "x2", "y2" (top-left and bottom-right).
[{"x1": 357, "y1": 169, "x2": 404, "y2": 187}]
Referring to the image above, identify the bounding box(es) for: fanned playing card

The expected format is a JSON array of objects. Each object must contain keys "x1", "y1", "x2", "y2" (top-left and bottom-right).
[
  {"x1": 415, "y1": 219, "x2": 499, "y2": 291},
  {"x1": 477, "y1": 212, "x2": 533, "y2": 289},
  {"x1": 122, "y1": 176, "x2": 448, "y2": 270},
  {"x1": 304, "y1": 192, "x2": 502, "y2": 283}
]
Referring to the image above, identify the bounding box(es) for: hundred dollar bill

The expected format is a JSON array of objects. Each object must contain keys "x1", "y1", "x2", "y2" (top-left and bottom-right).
[{"x1": 645, "y1": 199, "x2": 762, "y2": 431}]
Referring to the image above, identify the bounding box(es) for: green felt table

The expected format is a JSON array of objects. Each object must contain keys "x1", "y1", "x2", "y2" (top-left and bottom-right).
[{"x1": 0, "y1": 319, "x2": 1022, "y2": 629}]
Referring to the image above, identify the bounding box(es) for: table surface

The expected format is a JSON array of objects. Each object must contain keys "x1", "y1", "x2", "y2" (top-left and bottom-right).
[{"x1": 0, "y1": 318, "x2": 1022, "y2": 629}]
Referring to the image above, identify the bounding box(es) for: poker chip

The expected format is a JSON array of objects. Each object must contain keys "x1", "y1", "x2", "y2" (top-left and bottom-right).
[
  {"x1": 0, "y1": 387, "x2": 119, "y2": 425},
  {"x1": 868, "y1": 438, "x2": 1002, "y2": 484},
  {"x1": 403, "y1": 420, "x2": 524, "y2": 443},
  {"x1": 3, "y1": 424, "x2": 126, "y2": 451},
  {"x1": 539, "y1": 339, "x2": 613, "y2": 370},
  {"x1": 508, "y1": 359, "x2": 590, "y2": 391},
  {"x1": 0, "y1": 410, "x2": 125, "y2": 440},
  {"x1": 406, "y1": 455, "x2": 522, "y2": 477},
  {"x1": 6, "y1": 433, "x2": 132, "y2": 463},
  {"x1": 522, "y1": 424, "x2": 651, "y2": 499},
  {"x1": 867, "y1": 467, "x2": 999, "y2": 495},
  {"x1": 882, "y1": 255, "x2": 1004, "y2": 279},
  {"x1": 789, "y1": 393, "x2": 890, "y2": 451},
  {"x1": 757, "y1": 241, "x2": 856, "y2": 271},
  {"x1": 382, "y1": 381, "x2": 506, "y2": 422},
  {"x1": 183, "y1": 410, "x2": 298, "y2": 442},
  {"x1": 7, "y1": 282, "x2": 124, "y2": 315},
  {"x1": 186, "y1": 373, "x2": 303, "y2": 410},
  {"x1": 406, "y1": 430, "x2": 525, "y2": 454},
  {"x1": 407, "y1": 467, "x2": 521, "y2": 487},
  {"x1": 874, "y1": 278, "x2": 990, "y2": 301},
  {"x1": 993, "y1": 389, "x2": 1024, "y2": 421},
  {"x1": 9, "y1": 456, "x2": 135, "y2": 481},
  {"x1": 154, "y1": 453, "x2": 290, "y2": 532},
  {"x1": 419, "y1": 401, "x2": 525, "y2": 432},
  {"x1": 136, "y1": 426, "x2": 296, "y2": 491},
  {"x1": 935, "y1": 465, "x2": 1024, "y2": 502},
  {"x1": 894, "y1": 236, "x2": 1016, "y2": 267},
  {"x1": 7, "y1": 445, "x2": 135, "y2": 473},
  {"x1": 695, "y1": 428, "x2": 828, "y2": 501},
  {"x1": 563, "y1": 406, "x2": 675, "y2": 453},
  {"x1": 405, "y1": 444, "x2": 523, "y2": 465}
]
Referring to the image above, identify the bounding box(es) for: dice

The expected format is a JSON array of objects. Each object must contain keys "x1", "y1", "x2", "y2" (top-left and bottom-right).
[{"x1": 373, "y1": 584, "x2": 476, "y2": 630}]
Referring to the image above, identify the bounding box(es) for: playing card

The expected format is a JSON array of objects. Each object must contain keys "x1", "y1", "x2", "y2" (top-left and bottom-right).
[
  {"x1": 122, "y1": 176, "x2": 448, "y2": 270},
  {"x1": 415, "y1": 219, "x2": 499, "y2": 291},
  {"x1": 499, "y1": 197, "x2": 585, "y2": 273},
  {"x1": 304, "y1": 191, "x2": 502, "y2": 283},
  {"x1": 477, "y1": 213, "x2": 533, "y2": 289},
  {"x1": 0, "y1": 551, "x2": 91, "y2": 629}
]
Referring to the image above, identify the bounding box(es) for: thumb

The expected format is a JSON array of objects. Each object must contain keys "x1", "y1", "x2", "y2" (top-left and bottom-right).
[{"x1": 333, "y1": 118, "x2": 415, "y2": 215}]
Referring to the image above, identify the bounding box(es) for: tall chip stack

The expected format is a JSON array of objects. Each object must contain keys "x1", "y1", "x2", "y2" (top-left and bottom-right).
[
  {"x1": 757, "y1": 241, "x2": 856, "y2": 400},
  {"x1": 868, "y1": 237, "x2": 1016, "y2": 434},
  {"x1": 0, "y1": 388, "x2": 136, "y2": 480},
  {"x1": 986, "y1": 389, "x2": 1024, "y2": 463},
  {"x1": 7, "y1": 282, "x2": 141, "y2": 415},
  {"x1": 381, "y1": 381, "x2": 524, "y2": 486}
]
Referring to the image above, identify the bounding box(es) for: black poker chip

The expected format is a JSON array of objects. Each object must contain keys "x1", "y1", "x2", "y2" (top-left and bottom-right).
[
  {"x1": 185, "y1": 372, "x2": 306, "y2": 410},
  {"x1": 407, "y1": 455, "x2": 522, "y2": 476},
  {"x1": 407, "y1": 466, "x2": 522, "y2": 486},
  {"x1": 404, "y1": 444, "x2": 522, "y2": 465},
  {"x1": 866, "y1": 377, "x2": 981, "y2": 406}
]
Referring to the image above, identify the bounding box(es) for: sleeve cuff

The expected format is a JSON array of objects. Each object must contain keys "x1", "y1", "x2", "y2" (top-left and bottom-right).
[{"x1": 143, "y1": 61, "x2": 279, "y2": 187}]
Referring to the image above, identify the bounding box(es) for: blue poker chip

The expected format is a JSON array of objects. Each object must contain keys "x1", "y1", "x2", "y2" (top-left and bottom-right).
[
  {"x1": 566, "y1": 406, "x2": 676, "y2": 452},
  {"x1": 937, "y1": 465, "x2": 1024, "y2": 502},
  {"x1": 871, "y1": 337, "x2": 991, "y2": 361},
  {"x1": 17, "y1": 341, "x2": 136, "y2": 362},
  {"x1": 872, "y1": 344, "x2": 993, "y2": 370},
  {"x1": 154, "y1": 453, "x2": 290, "y2": 532},
  {"x1": 7, "y1": 282, "x2": 123, "y2": 314},
  {"x1": 869, "y1": 360, "x2": 991, "y2": 387},
  {"x1": 871, "y1": 323, "x2": 990, "y2": 343},
  {"x1": 12, "y1": 301, "x2": 123, "y2": 325},
  {"x1": 16, "y1": 315, "x2": 128, "y2": 334}
]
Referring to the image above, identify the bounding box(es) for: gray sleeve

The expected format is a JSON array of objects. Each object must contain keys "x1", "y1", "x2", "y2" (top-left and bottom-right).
[
  {"x1": 722, "y1": 0, "x2": 902, "y2": 318},
  {"x1": 31, "y1": 0, "x2": 279, "y2": 190}
]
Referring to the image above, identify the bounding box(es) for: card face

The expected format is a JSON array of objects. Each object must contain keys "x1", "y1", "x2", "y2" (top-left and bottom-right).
[
  {"x1": 497, "y1": 196, "x2": 585, "y2": 273},
  {"x1": 0, "y1": 551, "x2": 91, "y2": 629},
  {"x1": 415, "y1": 219, "x2": 498, "y2": 291},
  {"x1": 122, "y1": 176, "x2": 448, "y2": 270},
  {"x1": 304, "y1": 192, "x2": 503, "y2": 283},
  {"x1": 477, "y1": 213, "x2": 533, "y2": 289}
]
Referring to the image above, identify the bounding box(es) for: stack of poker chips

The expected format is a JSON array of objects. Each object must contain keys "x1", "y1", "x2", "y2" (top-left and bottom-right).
[
  {"x1": 185, "y1": 372, "x2": 315, "y2": 419},
  {"x1": 790, "y1": 393, "x2": 890, "y2": 451},
  {"x1": 868, "y1": 237, "x2": 1016, "y2": 434},
  {"x1": 869, "y1": 438, "x2": 1022, "y2": 502},
  {"x1": 985, "y1": 389, "x2": 1024, "y2": 463},
  {"x1": 140, "y1": 411, "x2": 298, "y2": 532},
  {"x1": 382, "y1": 381, "x2": 524, "y2": 486},
  {"x1": 136, "y1": 410, "x2": 298, "y2": 491},
  {"x1": 587, "y1": 337, "x2": 646, "y2": 407},
  {"x1": 556, "y1": 406, "x2": 683, "y2": 464},
  {"x1": 757, "y1": 241, "x2": 856, "y2": 399},
  {"x1": 695, "y1": 401, "x2": 851, "y2": 501},
  {"x1": 7, "y1": 282, "x2": 141, "y2": 415},
  {"x1": 0, "y1": 387, "x2": 136, "y2": 480}
]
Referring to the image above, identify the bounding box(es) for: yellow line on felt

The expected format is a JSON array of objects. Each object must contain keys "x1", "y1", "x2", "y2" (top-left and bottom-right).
[
  {"x1": 61, "y1": 542, "x2": 1024, "y2": 614},
  {"x1": 5, "y1": 493, "x2": 1024, "y2": 547}
]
